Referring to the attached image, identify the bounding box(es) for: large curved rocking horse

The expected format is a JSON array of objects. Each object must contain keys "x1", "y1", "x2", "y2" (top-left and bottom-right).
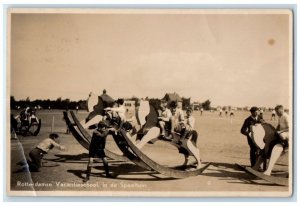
[
  {"x1": 63, "y1": 93, "x2": 210, "y2": 178},
  {"x1": 236, "y1": 123, "x2": 289, "y2": 186}
]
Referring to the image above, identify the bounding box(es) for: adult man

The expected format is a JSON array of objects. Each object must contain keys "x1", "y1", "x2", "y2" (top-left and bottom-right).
[
  {"x1": 263, "y1": 105, "x2": 289, "y2": 175},
  {"x1": 158, "y1": 101, "x2": 172, "y2": 138},
  {"x1": 240, "y1": 106, "x2": 264, "y2": 167}
]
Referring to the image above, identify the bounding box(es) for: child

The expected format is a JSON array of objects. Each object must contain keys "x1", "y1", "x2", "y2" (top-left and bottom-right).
[
  {"x1": 104, "y1": 98, "x2": 126, "y2": 131},
  {"x1": 271, "y1": 109, "x2": 276, "y2": 120},
  {"x1": 28, "y1": 110, "x2": 39, "y2": 126},
  {"x1": 180, "y1": 107, "x2": 196, "y2": 139},
  {"x1": 83, "y1": 120, "x2": 114, "y2": 182},
  {"x1": 25, "y1": 133, "x2": 65, "y2": 172},
  {"x1": 158, "y1": 101, "x2": 172, "y2": 137}
]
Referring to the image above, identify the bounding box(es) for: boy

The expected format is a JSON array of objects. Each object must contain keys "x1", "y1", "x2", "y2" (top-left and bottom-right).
[
  {"x1": 158, "y1": 101, "x2": 172, "y2": 138},
  {"x1": 271, "y1": 109, "x2": 276, "y2": 120},
  {"x1": 174, "y1": 107, "x2": 198, "y2": 145},
  {"x1": 83, "y1": 120, "x2": 114, "y2": 182},
  {"x1": 24, "y1": 133, "x2": 65, "y2": 172},
  {"x1": 104, "y1": 98, "x2": 126, "y2": 131},
  {"x1": 182, "y1": 107, "x2": 195, "y2": 137},
  {"x1": 167, "y1": 101, "x2": 185, "y2": 140}
]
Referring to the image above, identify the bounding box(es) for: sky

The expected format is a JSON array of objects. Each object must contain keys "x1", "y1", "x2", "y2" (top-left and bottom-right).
[{"x1": 9, "y1": 10, "x2": 292, "y2": 108}]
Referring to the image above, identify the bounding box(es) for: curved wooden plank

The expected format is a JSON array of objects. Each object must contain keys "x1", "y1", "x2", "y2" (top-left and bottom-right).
[
  {"x1": 110, "y1": 133, "x2": 152, "y2": 171},
  {"x1": 235, "y1": 163, "x2": 247, "y2": 171},
  {"x1": 235, "y1": 164, "x2": 289, "y2": 186},
  {"x1": 63, "y1": 111, "x2": 90, "y2": 150},
  {"x1": 70, "y1": 111, "x2": 92, "y2": 143},
  {"x1": 120, "y1": 130, "x2": 210, "y2": 178},
  {"x1": 245, "y1": 167, "x2": 289, "y2": 186},
  {"x1": 31, "y1": 119, "x2": 41, "y2": 136},
  {"x1": 65, "y1": 111, "x2": 128, "y2": 161},
  {"x1": 69, "y1": 111, "x2": 130, "y2": 162}
]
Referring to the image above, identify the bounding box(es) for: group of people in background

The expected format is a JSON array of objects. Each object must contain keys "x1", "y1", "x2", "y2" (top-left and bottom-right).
[
  {"x1": 11, "y1": 106, "x2": 39, "y2": 136},
  {"x1": 219, "y1": 108, "x2": 235, "y2": 117}
]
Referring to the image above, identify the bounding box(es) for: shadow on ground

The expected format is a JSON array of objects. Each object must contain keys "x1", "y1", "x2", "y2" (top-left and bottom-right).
[
  {"x1": 67, "y1": 162, "x2": 175, "y2": 181},
  {"x1": 203, "y1": 162, "x2": 288, "y2": 187},
  {"x1": 43, "y1": 153, "x2": 288, "y2": 185}
]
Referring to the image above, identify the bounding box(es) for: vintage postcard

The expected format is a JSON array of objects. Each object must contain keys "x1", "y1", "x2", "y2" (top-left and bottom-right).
[{"x1": 6, "y1": 8, "x2": 293, "y2": 197}]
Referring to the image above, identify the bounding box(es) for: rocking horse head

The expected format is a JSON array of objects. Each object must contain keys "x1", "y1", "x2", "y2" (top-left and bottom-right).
[{"x1": 250, "y1": 123, "x2": 278, "y2": 154}]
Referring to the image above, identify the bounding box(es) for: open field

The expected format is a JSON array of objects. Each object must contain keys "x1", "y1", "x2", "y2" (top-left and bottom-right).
[{"x1": 8, "y1": 109, "x2": 290, "y2": 196}]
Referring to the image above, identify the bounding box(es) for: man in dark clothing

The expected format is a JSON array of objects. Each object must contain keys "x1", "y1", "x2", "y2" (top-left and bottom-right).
[{"x1": 240, "y1": 106, "x2": 264, "y2": 167}]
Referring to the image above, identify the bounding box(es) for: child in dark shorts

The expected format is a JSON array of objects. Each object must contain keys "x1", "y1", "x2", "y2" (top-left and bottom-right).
[{"x1": 83, "y1": 120, "x2": 114, "y2": 182}]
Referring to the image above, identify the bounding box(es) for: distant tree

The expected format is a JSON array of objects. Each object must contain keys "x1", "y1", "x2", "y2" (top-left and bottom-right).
[
  {"x1": 62, "y1": 98, "x2": 70, "y2": 109},
  {"x1": 10, "y1": 96, "x2": 16, "y2": 109},
  {"x1": 201, "y1": 99, "x2": 211, "y2": 110},
  {"x1": 182, "y1": 97, "x2": 191, "y2": 110},
  {"x1": 78, "y1": 100, "x2": 87, "y2": 110}
]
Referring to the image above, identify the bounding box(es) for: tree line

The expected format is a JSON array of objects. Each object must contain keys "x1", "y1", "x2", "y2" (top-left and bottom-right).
[
  {"x1": 10, "y1": 96, "x2": 212, "y2": 111},
  {"x1": 10, "y1": 96, "x2": 87, "y2": 110}
]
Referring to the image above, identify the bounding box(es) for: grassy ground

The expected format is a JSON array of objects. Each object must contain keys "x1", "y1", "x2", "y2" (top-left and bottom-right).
[{"x1": 8, "y1": 109, "x2": 290, "y2": 196}]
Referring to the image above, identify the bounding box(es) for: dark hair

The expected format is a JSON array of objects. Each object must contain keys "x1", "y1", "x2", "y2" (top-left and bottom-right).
[
  {"x1": 187, "y1": 107, "x2": 193, "y2": 112},
  {"x1": 250, "y1": 106, "x2": 258, "y2": 112},
  {"x1": 49, "y1": 133, "x2": 59, "y2": 139},
  {"x1": 275, "y1": 105, "x2": 283, "y2": 111},
  {"x1": 97, "y1": 120, "x2": 109, "y2": 129},
  {"x1": 117, "y1": 98, "x2": 124, "y2": 105},
  {"x1": 169, "y1": 101, "x2": 177, "y2": 108}
]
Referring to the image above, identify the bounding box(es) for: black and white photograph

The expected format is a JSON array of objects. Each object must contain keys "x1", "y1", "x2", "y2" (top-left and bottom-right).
[{"x1": 6, "y1": 8, "x2": 293, "y2": 197}]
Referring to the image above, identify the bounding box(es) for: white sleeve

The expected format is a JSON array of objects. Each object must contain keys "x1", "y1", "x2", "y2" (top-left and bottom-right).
[
  {"x1": 189, "y1": 117, "x2": 195, "y2": 129},
  {"x1": 110, "y1": 107, "x2": 125, "y2": 113}
]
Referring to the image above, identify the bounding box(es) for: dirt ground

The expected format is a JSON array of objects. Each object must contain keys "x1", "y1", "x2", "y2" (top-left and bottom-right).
[{"x1": 8, "y1": 109, "x2": 291, "y2": 196}]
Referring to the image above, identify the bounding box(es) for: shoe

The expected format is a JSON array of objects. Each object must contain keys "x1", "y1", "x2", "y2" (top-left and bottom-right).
[
  {"x1": 164, "y1": 134, "x2": 173, "y2": 141},
  {"x1": 257, "y1": 168, "x2": 264, "y2": 172},
  {"x1": 83, "y1": 177, "x2": 89, "y2": 183},
  {"x1": 106, "y1": 173, "x2": 113, "y2": 178}
]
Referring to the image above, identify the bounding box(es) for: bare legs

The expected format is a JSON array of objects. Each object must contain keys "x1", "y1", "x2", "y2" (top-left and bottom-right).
[{"x1": 83, "y1": 156, "x2": 111, "y2": 182}]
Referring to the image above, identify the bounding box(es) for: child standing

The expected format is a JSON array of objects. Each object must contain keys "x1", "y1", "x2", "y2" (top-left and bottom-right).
[{"x1": 83, "y1": 120, "x2": 114, "y2": 182}]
